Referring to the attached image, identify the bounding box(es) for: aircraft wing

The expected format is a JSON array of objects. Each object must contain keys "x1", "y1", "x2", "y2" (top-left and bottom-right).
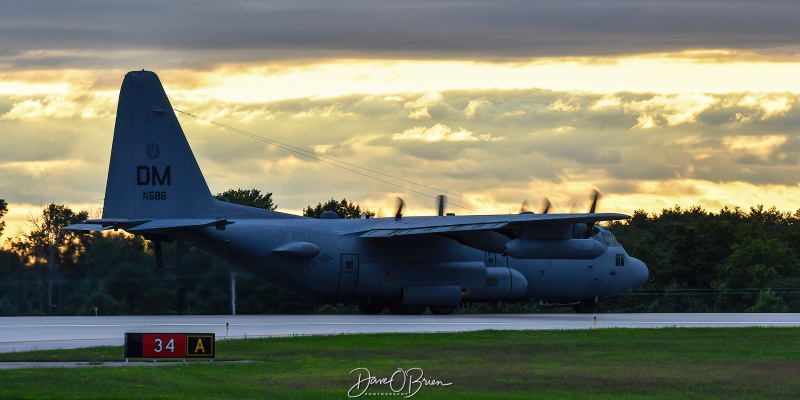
[{"x1": 356, "y1": 213, "x2": 629, "y2": 238}]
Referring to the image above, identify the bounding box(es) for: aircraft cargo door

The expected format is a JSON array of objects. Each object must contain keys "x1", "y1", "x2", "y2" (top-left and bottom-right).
[{"x1": 338, "y1": 254, "x2": 360, "y2": 295}]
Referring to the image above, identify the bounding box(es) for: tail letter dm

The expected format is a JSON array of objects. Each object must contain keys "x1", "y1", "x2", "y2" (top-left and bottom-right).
[{"x1": 137, "y1": 166, "x2": 171, "y2": 186}]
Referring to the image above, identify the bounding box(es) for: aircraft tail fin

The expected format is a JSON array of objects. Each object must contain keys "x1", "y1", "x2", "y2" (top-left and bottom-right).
[
  {"x1": 102, "y1": 70, "x2": 300, "y2": 221},
  {"x1": 102, "y1": 70, "x2": 220, "y2": 219}
]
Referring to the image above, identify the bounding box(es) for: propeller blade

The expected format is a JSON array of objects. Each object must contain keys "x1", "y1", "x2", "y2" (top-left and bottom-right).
[
  {"x1": 585, "y1": 189, "x2": 602, "y2": 237},
  {"x1": 436, "y1": 195, "x2": 446, "y2": 216},
  {"x1": 395, "y1": 197, "x2": 405, "y2": 220},
  {"x1": 589, "y1": 189, "x2": 601, "y2": 214},
  {"x1": 519, "y1": 200, "x2": 532, "y2": 214},
  {"x1": 539, "y1": 198, "x2": 551, "y2": 214}
]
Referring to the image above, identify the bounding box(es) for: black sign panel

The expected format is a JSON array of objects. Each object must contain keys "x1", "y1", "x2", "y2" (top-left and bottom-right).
[{"x1": 186, "y1": 334, "x2": 215, "y2": 358}]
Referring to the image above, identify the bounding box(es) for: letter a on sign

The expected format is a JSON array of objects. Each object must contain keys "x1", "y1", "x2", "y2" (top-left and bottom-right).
[
  {"x1": 194, "y1": 339, "x2": 205, "y2": 353},
  {"x1": 186, "y1": 334, "x2": 215, "y2": 358}
]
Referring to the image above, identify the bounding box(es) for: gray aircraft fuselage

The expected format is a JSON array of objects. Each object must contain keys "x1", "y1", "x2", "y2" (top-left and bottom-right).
[
  {"x1": 67, "y1": 70, "x2": 649, "y2": 314},
  {"x1": 178, "y1": 218, "x2": 645, "y2": 304}
]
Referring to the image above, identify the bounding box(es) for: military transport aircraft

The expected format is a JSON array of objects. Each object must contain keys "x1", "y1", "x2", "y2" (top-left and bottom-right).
[{"x1": 66, "y1": 70, "x2": 648, "y2": 315}]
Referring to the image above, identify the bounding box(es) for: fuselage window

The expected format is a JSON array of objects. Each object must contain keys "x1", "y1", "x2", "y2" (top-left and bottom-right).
[{"x1": 615, "y1": 253, "x2": 625, "y2": 266}]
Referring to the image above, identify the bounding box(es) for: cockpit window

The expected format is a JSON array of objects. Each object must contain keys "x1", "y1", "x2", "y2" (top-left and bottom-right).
[{"x1": 601, "y1": 231, "x2": 621, "y2": 247}]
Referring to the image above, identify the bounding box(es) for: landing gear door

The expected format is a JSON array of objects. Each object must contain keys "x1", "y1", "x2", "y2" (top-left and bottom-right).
[{"x1": 338, "y1": 254, "x2": 360, "y2": 295}]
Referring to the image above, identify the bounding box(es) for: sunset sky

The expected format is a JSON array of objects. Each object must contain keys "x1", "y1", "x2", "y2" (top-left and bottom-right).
[{"x1": 3, "y1": 1, "x2": 800, "y2": 241}]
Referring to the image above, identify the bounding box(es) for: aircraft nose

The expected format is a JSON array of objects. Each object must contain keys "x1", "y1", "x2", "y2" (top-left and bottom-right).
[{"x1": 628, "y1": 257, "x2": 649, "y2": 288}]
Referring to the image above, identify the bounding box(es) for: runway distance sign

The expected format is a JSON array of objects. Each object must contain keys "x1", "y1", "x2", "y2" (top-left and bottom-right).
[{"x1": 125, "y1": 333, "x2": 215, "y2": 359}]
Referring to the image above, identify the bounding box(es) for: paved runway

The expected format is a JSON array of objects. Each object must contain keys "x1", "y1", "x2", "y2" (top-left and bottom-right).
[{"x1": 1, "y1": 313, "x2": 799, "y2": 353}]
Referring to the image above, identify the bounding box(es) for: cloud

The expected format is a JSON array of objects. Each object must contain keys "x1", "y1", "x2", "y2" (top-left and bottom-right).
[
  {"x1": 590, "y1": 95, "x2": 623, "y2": 111},
  {"x1": 0, "y1": 81, "x2": 70, "y2": 96},
  {"x1": 0, "y1": 158, "x2": 106, "y2": 206},
  {"x1": 0, "y1": 93, "x2": 115, "y2": 120},
  {"x1": 4, "y1": 1, "x2": 800, "y2": 69},
  {"x1": 292, "y1": 104, "x2": 354, "y2": 119},
  {"x1": 392, "y1": 124, "x2": 503, "y2": 142},
  {"x1": 404, "y1": 92, "x2": 443, "y2": 119},
  {"x1": 625, "y1": 94, "x2": 718, "y2": 129},
  {"x1": 724, "y1": 135, "x2": 787, "y2": 157},
  {"x1": 549, "y1": 98, "x2": 580, "y2": 112},
  {"x1": 738, "y1": 94, "x2": 793, "y2": 119},
  {"x1": 465, "y1": 98, "x2": 490, "y2": 119}
]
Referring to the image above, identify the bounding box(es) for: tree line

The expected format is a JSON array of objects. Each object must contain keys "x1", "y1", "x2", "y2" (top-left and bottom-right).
[
  {"x1": 605, "y1": 205, "x2": 800, "y2": 313},
  {"x1": 0, "y1": 192, "x2": 797, "y2": 315}
]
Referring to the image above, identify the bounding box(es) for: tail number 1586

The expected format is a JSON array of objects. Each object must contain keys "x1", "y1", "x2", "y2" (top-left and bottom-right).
[{"x1": 142, "y1": 191, "x2": 167, "y2": 200}]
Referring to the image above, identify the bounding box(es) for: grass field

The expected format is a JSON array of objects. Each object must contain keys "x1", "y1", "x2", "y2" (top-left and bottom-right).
[{"x1": 0, "y1": 328, "x2": 799, "y2": 399}]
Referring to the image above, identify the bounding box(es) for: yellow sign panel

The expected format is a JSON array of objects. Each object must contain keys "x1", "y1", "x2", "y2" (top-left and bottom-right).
[{"x1": 186, "y1": 334, "x2": 215, "y2": 358}]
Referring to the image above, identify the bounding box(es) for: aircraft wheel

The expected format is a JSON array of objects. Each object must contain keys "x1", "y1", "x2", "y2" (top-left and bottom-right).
[
  {"x1": 573, "y1": 299, "x2": 598, "y2": 314},
  {"x1": 358, "y1": 302, "x2": 386, "y2": 315},
  {"x1": 387, "y1": 304, "x2": 427, "y2": 315},
  {"x1": 429, "y1": 305, "x2": 457, "y2": 315}
]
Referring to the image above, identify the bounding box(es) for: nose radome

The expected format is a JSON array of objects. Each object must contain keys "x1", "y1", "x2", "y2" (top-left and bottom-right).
[{"x1": 628, "y1": 257, "x2": 649, "y2": 288}]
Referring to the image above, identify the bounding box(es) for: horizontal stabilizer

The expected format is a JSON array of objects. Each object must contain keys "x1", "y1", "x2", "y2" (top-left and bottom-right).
[
  {"x1": 62, "y1": 223, "x2": 112, "y2": 233},
  {"x1": 63, "y1": 218, "x2": 152, "y2": 232},
  {"x1": 64, "y1": 218, "x2": 232, "y2": 234},
  {"x1": 127, "y1": 218, "x2": 233, "y2": 232}
]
